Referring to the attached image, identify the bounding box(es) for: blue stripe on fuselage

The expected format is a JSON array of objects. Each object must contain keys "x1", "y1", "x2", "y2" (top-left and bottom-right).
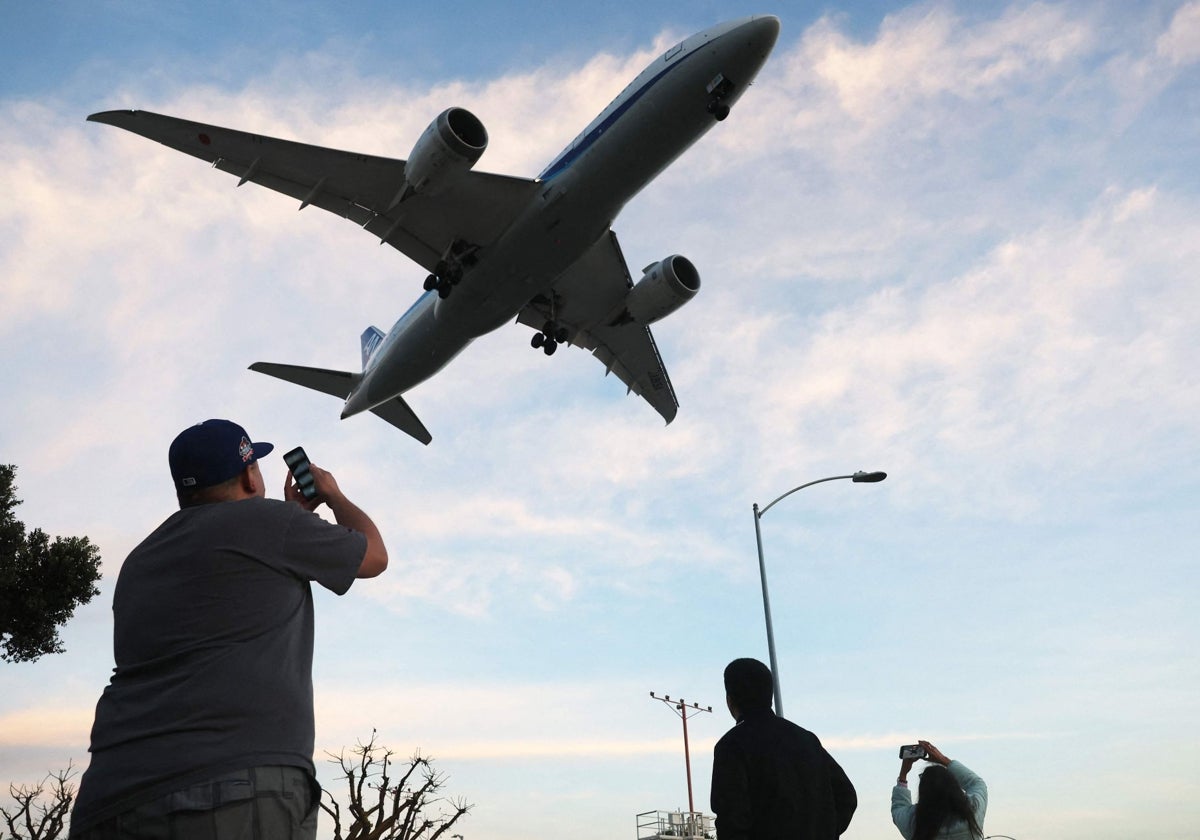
[{"x1": 537, "y1": 39, "x2": 706, "y2": 182}]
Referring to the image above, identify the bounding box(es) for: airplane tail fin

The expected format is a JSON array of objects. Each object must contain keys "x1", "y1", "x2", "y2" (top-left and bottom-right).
[{"x1": 360, "y1": 326, "x2": 385, "y2": 370}]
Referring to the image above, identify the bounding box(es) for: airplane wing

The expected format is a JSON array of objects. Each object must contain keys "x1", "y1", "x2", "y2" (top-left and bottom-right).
[
  {"x1": 517, "y1": 231, "x2": 679, "y2": 423},
  {"x1": 87, "y1": 109, "x2": 541, "y2": 274}
]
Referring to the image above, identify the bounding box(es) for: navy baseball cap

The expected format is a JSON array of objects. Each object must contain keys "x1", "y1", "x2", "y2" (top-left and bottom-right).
[{"x1": 169, "y1": 419, "x2": 274, "y2": 490}]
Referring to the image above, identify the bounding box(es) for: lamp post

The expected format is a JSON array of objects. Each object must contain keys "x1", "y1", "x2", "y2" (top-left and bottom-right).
[{"x1": 752, "y1": 470, "x2": 886, "y2": 718}]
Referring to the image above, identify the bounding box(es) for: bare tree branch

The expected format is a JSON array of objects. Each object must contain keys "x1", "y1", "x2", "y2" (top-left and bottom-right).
[
  {"x1": 0, "y1": 764, "x2": 76, "y2": 840},
  {"x1": 319, "y1": 734, "x2": 471, "y2": 840}
]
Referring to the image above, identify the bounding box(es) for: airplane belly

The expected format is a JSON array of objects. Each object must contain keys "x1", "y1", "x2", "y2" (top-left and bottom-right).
[
  {"x1": 438, "y1": 195, "x2": 611, "y2": 335},
  {"x1": 363, "y1": 297, "x2": 472, "y2": 405}
]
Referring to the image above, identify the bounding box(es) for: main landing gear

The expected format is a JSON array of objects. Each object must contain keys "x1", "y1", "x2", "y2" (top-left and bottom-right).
[
  {"x1": 423, "y1": 261, "x2": 461, "y2": 299},
  {"x1": 423, "y1": 240, "x2": 478, "y2": 299},
  {"x1": 530, "y1": 321, "x2": 569, "y2": 356}
]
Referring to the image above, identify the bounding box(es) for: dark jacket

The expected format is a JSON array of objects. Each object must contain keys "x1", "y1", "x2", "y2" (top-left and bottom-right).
[{"x1": 710, "y1": 709, "x2": 857, "y2": 840}]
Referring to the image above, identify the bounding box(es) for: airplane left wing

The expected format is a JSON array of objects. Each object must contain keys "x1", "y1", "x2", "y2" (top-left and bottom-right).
[
  {"x1": 517, "y1": 231, "x2": 679, "y2": 423},
  {"x1": 87, "y1": 109, "x2": 541, "y2": 274}
]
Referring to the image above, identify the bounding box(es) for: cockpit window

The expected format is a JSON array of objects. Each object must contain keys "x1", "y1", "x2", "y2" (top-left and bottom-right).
[{"x1": 663, "y1": 42, "x2": 683, "y2": 62}]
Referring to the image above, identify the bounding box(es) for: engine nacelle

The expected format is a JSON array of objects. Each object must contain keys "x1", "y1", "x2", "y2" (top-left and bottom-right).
[
  {"x1": 618, "y1": 255, "x2": 701, "y2": 326},
  {"x1": 403, "y1": 108, "x2": 488, "y2": 196}
]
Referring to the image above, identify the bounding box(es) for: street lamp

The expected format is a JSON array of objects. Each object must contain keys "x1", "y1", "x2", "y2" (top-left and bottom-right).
[{"x1": 752, "y1": 470, "x2": 886, "y2": 718}]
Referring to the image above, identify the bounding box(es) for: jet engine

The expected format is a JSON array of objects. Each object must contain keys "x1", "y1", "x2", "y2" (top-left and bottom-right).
[
  {"x1": 617, "y1": 255, "x2": 701, "y2": 325},
  {"x1": 402, "y1": 108, "x2": 488, "y2": 196}
]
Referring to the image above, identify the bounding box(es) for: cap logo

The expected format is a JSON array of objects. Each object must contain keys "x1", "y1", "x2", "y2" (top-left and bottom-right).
[{"x1": 239, "y1": 436, "x2": 254, "y2": 463}]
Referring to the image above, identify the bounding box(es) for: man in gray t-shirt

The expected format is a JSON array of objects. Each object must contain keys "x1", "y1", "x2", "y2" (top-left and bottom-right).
[{"x1": 70, "y1": 419, "x2": 388, "y2": 839}]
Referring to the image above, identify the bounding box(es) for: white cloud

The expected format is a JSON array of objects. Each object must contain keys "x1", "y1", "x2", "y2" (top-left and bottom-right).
[
  {"x1": 1156, "y1": 1, "x2": 1200, "y2": 65},
  {"x1": 2, "y1": 6, "x2": 1199, "y2": 840}
]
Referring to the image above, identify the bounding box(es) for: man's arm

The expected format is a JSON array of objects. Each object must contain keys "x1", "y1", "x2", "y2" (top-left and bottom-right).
[
  {"x1": 326, "y1": 493, "x2": 388, "y2": 578},
  {"x1": 285, "y1": 464, "x2": 388, "y2": 578},
  {"x1": 827, "y1": 752, "x2": 857, "y2": 835},
  {"x1": 710, "y1": 738, "x2": 751, "y2": 840}
]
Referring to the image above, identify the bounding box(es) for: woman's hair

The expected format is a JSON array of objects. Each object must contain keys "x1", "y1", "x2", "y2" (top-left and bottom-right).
[{"x1": 912, "y1": 764, "x2": 983, "y2": 840}]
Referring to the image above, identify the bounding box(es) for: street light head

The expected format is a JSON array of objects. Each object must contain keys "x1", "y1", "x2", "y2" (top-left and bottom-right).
[{"x1": 852, "y1": 470, "x2": 887, "y2": 483}]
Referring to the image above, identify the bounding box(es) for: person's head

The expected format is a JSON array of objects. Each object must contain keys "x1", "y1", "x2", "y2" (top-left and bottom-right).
[
  {"x1": 913, "y1": 764, "x2": 983, "y2": 840},
  {"x1": 723, "y1": 657, "x2": 774, "y2": 720},
  {"x1": 169, "y1": 419, "x2": 274, "y2": 508}
]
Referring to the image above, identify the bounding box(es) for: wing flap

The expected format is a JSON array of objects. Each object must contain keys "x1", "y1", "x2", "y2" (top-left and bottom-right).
[
  {"x1": 517, "y1": 231, "x2": 679, "y2": 423},
  {"x1": 88, "y1": 109, "x2": 541, "y2": 274}
]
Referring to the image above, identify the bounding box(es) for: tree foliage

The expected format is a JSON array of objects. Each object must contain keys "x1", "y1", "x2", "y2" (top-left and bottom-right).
[
  {"x1": 0, "y1": 765, "x2": 75, "y2": 840},
  {"x1": 0, "y1": 465, "x2": 102, "y2": 663},
  {"x1": 321, "y1": 731, "x2": 471, "y2": 840}
]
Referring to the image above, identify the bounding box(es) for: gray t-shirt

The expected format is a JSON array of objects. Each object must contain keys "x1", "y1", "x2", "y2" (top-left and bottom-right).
[{"x1": 70, "y1": 497, "x2": 366, "y2": 831}]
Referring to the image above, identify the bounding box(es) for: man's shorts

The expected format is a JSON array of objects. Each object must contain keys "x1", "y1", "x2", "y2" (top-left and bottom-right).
[{"x1": 70, "y1": 765, "x2": 319, "y2": 840}]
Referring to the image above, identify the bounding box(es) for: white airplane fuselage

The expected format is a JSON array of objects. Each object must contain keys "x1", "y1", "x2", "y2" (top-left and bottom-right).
[{"x1": 343, "y1": 15, "x2": 779, "y2": 418}]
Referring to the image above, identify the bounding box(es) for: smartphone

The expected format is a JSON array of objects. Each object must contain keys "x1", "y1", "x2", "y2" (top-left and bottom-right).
[
  {"x1": 282, "y1": 446, "x2": 318, "y2": 500},
  {"x1": 899, "y1": 744, "x2": 927, "y2": 760}
]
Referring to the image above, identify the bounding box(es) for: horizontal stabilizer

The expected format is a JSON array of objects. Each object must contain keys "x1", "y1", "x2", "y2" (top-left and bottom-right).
[
  {"x1": 249, "y1": 362, "x2": 432, "y2": 445},
  {"x1": 370, "y1": 397, "x2": 433, "y2": 446},
  {"x1": 249, "y1": 362, "x2": 359, "y2": 399}
]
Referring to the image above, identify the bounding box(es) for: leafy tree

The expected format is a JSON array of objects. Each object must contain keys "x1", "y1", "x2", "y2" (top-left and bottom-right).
[
  {"x1": 0, "y1": 465, "x2": 102, "y2": 663},
  {"x1": 0, "y1": 765, "x2": 75, "y2": 840},
  {"x1": 321, "y1": 731, "x2": 471, "y2": 840}
]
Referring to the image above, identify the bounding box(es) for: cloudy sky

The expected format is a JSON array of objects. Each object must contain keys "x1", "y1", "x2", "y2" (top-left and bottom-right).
[{"x1": 2, "y1": 1, "x2": 1198, "y2": 838}]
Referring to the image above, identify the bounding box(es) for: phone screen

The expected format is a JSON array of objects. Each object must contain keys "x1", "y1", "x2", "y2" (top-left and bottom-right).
[{"x1": 283, "y1": 447, "x2": 317, "y2": 500}]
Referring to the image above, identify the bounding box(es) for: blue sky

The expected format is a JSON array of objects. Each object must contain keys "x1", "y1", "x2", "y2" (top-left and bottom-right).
[{"x1": 2, "y1": 2, "x2": 1198, "y2": 839}]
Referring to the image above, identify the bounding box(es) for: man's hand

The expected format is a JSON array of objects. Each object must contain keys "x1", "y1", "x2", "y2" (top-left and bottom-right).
[
  {"x1": 283, "y1": 463, "x2": 387, "y2": 578},
  {"x1": 283, "y1": 463, "x2": 341, "y2": 511}
]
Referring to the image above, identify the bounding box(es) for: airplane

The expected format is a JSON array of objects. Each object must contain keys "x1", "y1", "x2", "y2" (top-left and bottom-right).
[{"x1": 88, "y1": 16, "x2": 780, "y2": 444}]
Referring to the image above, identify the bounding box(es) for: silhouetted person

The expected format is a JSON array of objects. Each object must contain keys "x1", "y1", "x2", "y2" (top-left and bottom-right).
[
  {"x1": 892, "y1": 740, "x2": 986, "y2": 840},
  {"x1": 710, "y1": 657, "x2": 857, "y2": 839},
  {"x1": 70, "y1": 419, "x2": 388, "y2": 840}
]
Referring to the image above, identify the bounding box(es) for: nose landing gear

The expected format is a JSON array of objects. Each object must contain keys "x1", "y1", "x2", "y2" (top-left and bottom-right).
[{"x1": 706, "y1": 73, "x2": 735, "y2": 121}]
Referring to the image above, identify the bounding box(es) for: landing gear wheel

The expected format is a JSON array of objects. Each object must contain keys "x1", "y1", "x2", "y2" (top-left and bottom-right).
[
  {"x1": 437, "y1": 281, "x2": 452, "y2": 299},
  {"x1": 543, "y1": 340, "x2": 557, "y2": 356},
  {"x1": 424, "y1": 274, "x2": 438, "y2": 291},
  {"x1": 554, "y1": 326, "x2": 569, "y2": 343},
  {"x1": 708, "y1": 101, "x2": 730, "y2": 121},
  {"x1": 531, "y1": 333, "x2": 545, "y2": 349}
]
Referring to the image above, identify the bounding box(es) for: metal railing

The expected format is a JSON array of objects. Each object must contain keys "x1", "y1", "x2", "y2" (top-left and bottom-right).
[{"x1": 636, "y1": 810, "x2": 715, "y2": 840}]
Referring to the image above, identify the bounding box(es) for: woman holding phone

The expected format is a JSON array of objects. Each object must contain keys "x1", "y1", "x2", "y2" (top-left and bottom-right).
[{"x1": 891, "y1": 740, "x2": 987, "y2": 840}]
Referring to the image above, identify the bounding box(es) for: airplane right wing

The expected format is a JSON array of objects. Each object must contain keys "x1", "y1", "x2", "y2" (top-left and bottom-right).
[
  {"x1": 87, "y1": 109, "x2": 542, "y2": 274},
  {"x1": 517, "y1": 231, "x2": 679, "y2": 423}
]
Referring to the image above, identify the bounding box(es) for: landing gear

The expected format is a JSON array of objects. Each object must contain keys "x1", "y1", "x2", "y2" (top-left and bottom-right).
[
  {"x1": 425, "y1": 272, "x2": 456, "y2": 298},
  {"x1": 707, "y1": 100, "x2": 730, "y2": 121},
  {"x1": 425, "y1": 241, "x2": 476, "y2": 299},
  {"x1": 531, "y1": 320, "x2": 567, "y2": 355},
  {"x1": 706, "y1": 73, "x2": 735, "y2": 122}
]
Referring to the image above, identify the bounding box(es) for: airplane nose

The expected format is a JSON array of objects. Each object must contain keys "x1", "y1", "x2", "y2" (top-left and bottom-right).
[{"x1": 747, "y1": 15, "x2": 781, "y2": 52}]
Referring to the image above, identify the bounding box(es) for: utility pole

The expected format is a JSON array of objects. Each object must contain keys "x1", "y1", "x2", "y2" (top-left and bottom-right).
[{"x1": 649, "y1": 691, "x2": 712, "y2": 817}]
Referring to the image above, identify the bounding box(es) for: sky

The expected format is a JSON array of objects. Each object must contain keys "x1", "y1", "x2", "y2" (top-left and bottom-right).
[{"x1": 1, "y1": 1, "x2": 1198, "y2": 838}]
